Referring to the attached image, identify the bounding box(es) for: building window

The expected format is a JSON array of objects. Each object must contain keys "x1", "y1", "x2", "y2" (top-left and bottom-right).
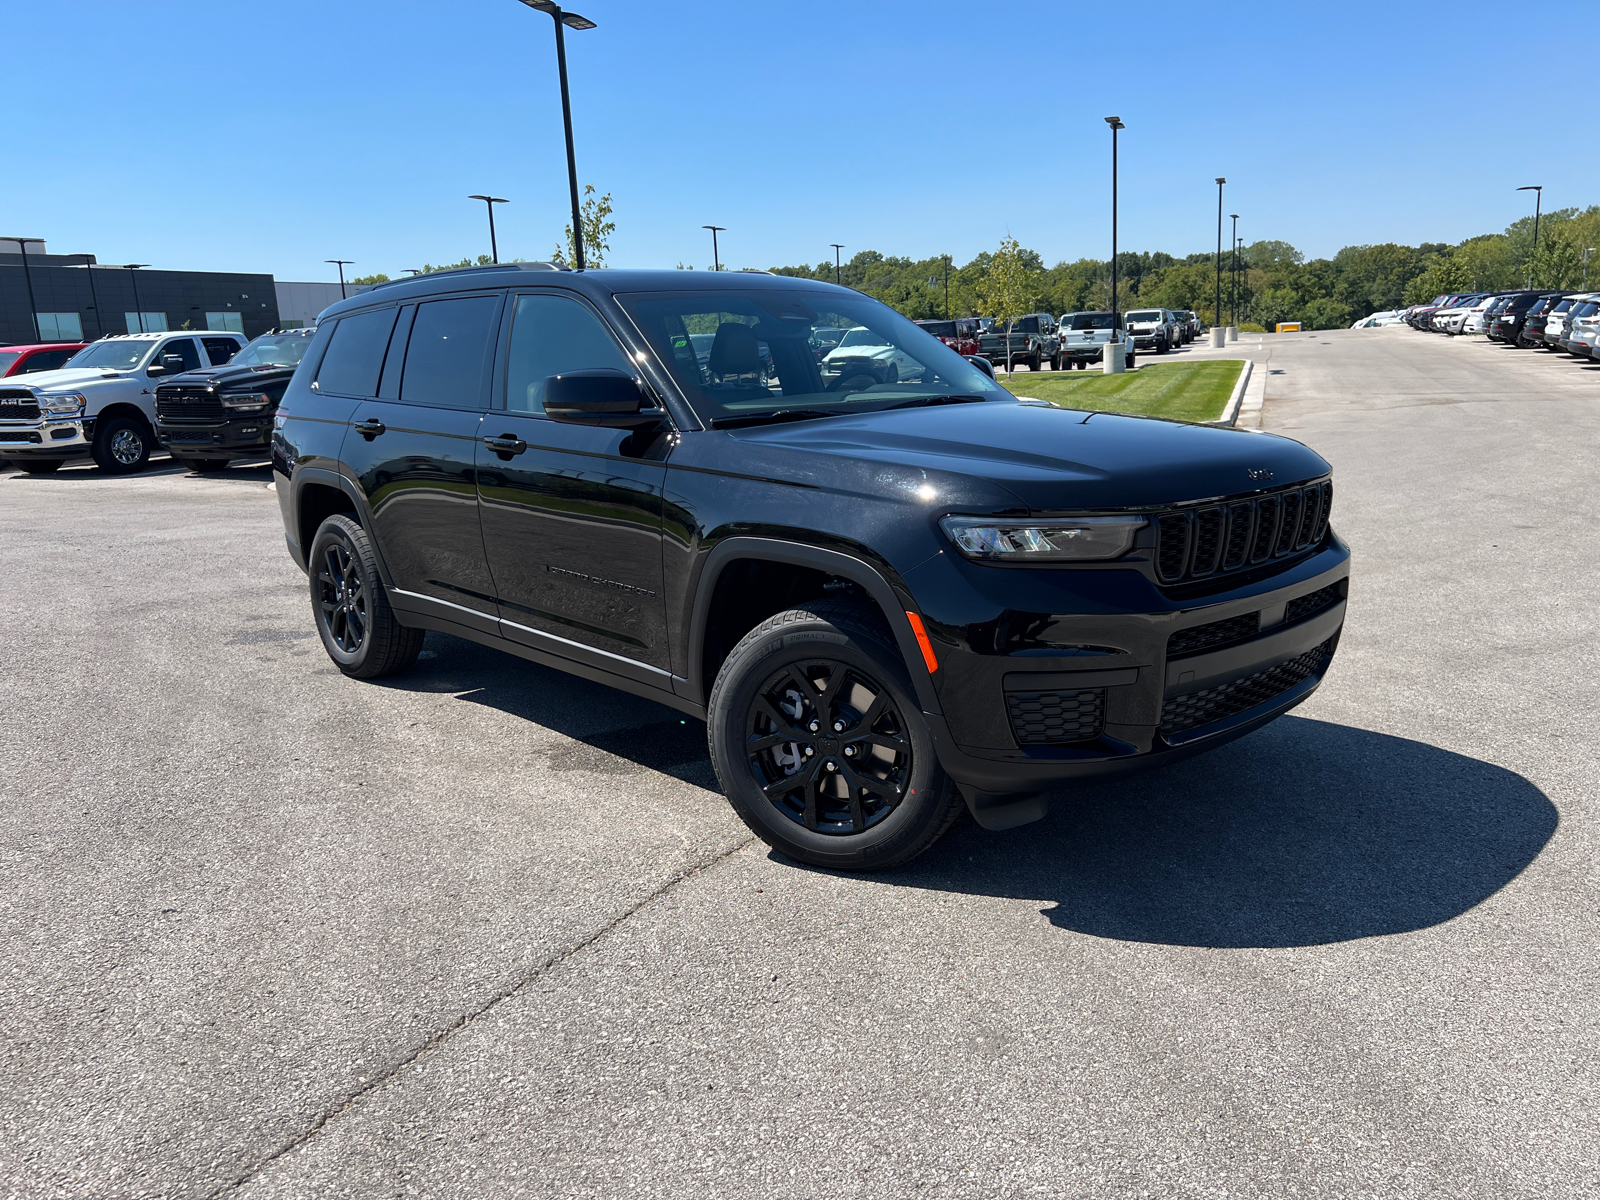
[
  {"x1": 205, "y1": 312, "x2": 245, "y2": 333},
  {"x1": 36, "y1": 313, "x2": 84, "y2": 341},
  {"x1": 125, "y1": 312, "x2": 169, "y2": 333}
]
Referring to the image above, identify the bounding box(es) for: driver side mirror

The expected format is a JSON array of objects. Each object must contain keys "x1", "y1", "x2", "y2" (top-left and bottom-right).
[
  {"x1": 545, "y1": 369, "x2": 667, "y2": 431},
  {"x1": 964, "y1": 355, "x2": 996, "y2": 380}
]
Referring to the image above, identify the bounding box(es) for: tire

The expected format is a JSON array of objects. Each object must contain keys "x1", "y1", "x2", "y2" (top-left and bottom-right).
[
  {"x1": 707, "y1": 600, "x2": 965, "y2": 872},
  {"x1": 1029, "y1": 350, "x2": 1041, "y2": 371},
  {"x1": 1126, "y1": 351, "x2": 1136, "y2": 369},
  {"x1": 1156, "y1": 336, "x2": 1169, "y2": 354},
  {"x1": 91, "y1": 415, "x2": 152, "y2": 475},
  {"x1": 15, "y1": 459, "x2": 65, "y2": 474},
  {"x1": 307, "y1": 514, "x2": 424, "y2": 679},
  {"x1": 176, "y1": 457, "x2": 229, "y2": 473}
]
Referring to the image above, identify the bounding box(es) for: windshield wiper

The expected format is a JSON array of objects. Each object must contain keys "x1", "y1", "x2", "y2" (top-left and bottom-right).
[
  {"x1": 883, "y1": 394, "x2": 989, "y2": 410},
  {"x1": 710, "y1": 408, "x2": 840, "y2": 430}
]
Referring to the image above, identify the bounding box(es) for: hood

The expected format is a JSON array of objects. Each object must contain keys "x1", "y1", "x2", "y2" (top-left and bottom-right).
[
  {"x1": 161, "y1": 362, "x2": 295, "y2": 389},
  {"x1": 726, "y1": 399, "x2": 1329, "y2": 512},
  {"x1": 2, "y1": 366, "x2": 132, "y2": 391}
]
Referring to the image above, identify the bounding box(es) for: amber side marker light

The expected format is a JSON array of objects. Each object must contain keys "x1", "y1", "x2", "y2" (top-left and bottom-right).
[{"x1": 906, "y1": 612, "x2": 940, "y2": 673}]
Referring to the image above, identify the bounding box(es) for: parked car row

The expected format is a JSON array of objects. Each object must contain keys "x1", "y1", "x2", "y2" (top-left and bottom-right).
[
  {"x1": 952, "y1": 307, "x2": 1200, "y2": 373},
  {"x1": 1394, "y1": 289, "x2": 1600, "y2": 358}
]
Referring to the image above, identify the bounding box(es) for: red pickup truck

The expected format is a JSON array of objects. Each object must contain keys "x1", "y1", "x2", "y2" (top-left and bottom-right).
[
  {"x1": 914, "y1": 319, "x2": 981, "y2": 356},
  {"x1": 0, "y1": 342, "x2": 88, "y2": 377}
]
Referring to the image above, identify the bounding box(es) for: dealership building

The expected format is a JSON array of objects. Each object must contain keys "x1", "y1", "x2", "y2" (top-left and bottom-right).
[{"x1": 0, "y1": 240, "x2": 373, "y2": 346}]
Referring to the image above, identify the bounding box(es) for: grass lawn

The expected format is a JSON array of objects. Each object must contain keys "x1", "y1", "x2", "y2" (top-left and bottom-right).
[{"x1": 999, "y1": 360, "x2": 1243, "y2": 423}]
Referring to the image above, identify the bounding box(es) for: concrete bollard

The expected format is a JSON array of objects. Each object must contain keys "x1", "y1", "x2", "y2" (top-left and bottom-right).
[
  {"x1": 1209, "y1": 326, "x2": 1226, "y2": 348},
  {"x1": 1227, "y1": 326, "x2": 1239, "y2": 342},
  {"x1": 1103, "y1": 341, "x2": 1125, "y2": 373}
]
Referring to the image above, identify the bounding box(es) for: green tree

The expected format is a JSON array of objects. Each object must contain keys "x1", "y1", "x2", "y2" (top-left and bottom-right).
[
  {"x1": 975, "y1": 236, "x2": 1040, "y2": 330},
  {"x1": 553, "y1": 185, "x2": 616, "y2": 268},
  {"x1": 350, "y1": 272, "x2": 391, "y2": 285},
  {"x1": 1528, "y1": 231, "x2": 1583, "y2": 288},
  {"x1": 1301, "y1": 297, "x2": 1352, "y2": 330}
]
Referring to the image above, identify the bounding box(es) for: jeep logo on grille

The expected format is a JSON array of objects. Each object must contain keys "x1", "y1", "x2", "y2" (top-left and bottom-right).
[{"x1": 1247, "y1": 468, "x2": 1274, "y2": 481}]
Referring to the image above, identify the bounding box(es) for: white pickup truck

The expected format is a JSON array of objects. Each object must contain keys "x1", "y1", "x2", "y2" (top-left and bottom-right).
[{"x1": 0, "y1": 331, "x2": 245, "y2": 474}]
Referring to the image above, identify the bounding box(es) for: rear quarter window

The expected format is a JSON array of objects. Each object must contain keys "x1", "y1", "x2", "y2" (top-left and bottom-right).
[{"x1": 315, "y1": 308, "x2": 398, "y2": 397}]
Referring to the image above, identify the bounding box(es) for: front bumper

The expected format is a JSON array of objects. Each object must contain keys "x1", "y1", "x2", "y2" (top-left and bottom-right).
[
  {"x1": 156, "y1": 416, "x2": 274, "y2": 458},
  {"x1": 0, "y1": 417, "x2": 91, "y2": 458},
  {"x1": 907, "y1": 542, "x2": 1351, "y2": 826},
  {"x1": 1130, "y1": 332, "x2": 1160, "y2": 348}
]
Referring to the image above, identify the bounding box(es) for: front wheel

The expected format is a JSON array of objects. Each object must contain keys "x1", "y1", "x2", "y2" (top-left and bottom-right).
[
  {"x1": 707, "y1": 600, "x2": 965, "y2": 871},
  {"x1": 308, "y1": 514, "x2": 424, "y2": 679},
  {"x1": 1126, "y1": 350, "x2": 1136, "y2": 369},
  {"x1": 91, "y1": 415, "x2": 152, "y2": 474}
]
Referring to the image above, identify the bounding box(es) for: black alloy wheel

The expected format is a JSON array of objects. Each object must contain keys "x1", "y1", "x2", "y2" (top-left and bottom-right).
[
  {"x1": 708, "y1": 600, "x2": 964, "y2": 871},
  {"x1": 91, "y1": 415, "x2": 152, "y2": 474},
  {"x1": 307, "y1": 514, "x2": 424, "y2": 678}
]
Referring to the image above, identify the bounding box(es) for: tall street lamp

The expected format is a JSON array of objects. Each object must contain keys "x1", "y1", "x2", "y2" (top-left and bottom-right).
[
  {"x1": 122, "y1": 264, "x2": 150, "y2": 333},
  {"x1": 1105, "y1": 117, "x2": 1124, "y2": 326},
  {"x1": 830, "y1": 244, "x2": 845, "y2": 286},
  {"x1": 67, "y1": 256, "x2": 104, "y2": 339},
  {"x1": 942, "y1": 253, "x2": 951, "y2": 319},
  {"x1": 1214, "y1": 178, "x2": 1226, "y2": 332},
  {"x1": 1235, "y1": 236, "x2": 1245, "y2": 328},
  {"x1": 518, "y1": 0, "x2": 596, "y2": 271},
  {"x1": 5, "y1": 237, "x2": 45, "y2": 341},
  {"x1": 1517, "y1": 185, "x2": 1542, "y2": 285},
  {"x1": 1229, "y1": 214, "x2": 1239, "y2": 328},
  {"x1": 326, "y1": 259, "x2": 353, "y2": 300},
  {"x1": 469, "y1": 195, "x2": 509, "y2": 263},
  {"x1": 702, "y1": 225, "x2": 725, "y2": 272}
]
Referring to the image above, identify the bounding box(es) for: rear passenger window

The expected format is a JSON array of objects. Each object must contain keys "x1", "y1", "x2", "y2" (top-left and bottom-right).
[
  {"x1": 399, "y1": 295, "x2": 499, "y2": 409},
  {"x1": 315, "y1": 308, "x2": 398, "y2": 397},
  {"x1": 504, "y1": 294, "x2": 632, "y2": 415},
  {"x1": 202, "y1": 337, "x2": 239, "y2": 366}
]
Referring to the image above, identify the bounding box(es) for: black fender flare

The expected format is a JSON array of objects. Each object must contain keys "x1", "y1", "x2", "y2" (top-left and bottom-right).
[
  {"x1": 686, "y1": 536, "x2": 942, "y2": 717},
  {"x1": 288, "y1": 465, "x2": 396, "y2": 588}
]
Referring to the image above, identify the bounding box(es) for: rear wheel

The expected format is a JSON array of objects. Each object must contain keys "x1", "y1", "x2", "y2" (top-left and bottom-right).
[
  {"x1": 14, "y1": 459, "x2": 65, "y2": 474},
  {"x1": 91, "y1": 415, "x2": 152, "y2": 474},
  {"x1": 707, "y1": 600, "x2": 964, "y2": 871},
  {"x1": 308, "y1": 514, "x2": 424, "y2": 679}
]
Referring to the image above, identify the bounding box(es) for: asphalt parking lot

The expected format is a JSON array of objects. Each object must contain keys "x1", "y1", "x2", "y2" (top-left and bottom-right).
[{"x1": 3, "y1": 327, "x2": 1597, "y2": 1199}]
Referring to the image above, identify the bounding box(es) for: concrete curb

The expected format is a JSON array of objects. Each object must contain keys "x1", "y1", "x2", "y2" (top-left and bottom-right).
[
  {"x1": 1209, "y1": 359, "x2": 1253, "y2": 427},
  {"x1": 1236, "y1": 357, "x2": 1266, "y2": 428}
]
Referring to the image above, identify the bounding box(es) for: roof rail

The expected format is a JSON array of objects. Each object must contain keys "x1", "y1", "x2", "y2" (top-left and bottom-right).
[{"x1": 364, "y1": 261, "x2": 566, "y2": 290}]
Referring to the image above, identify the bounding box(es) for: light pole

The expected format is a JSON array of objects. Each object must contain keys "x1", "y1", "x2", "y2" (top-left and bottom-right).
[
  {"x1": 830, "y1": 244, "x2": 845, "y2": 286},
  {"x1": 943, "y1": 254, "x2": 951, "y2": 319},
  {"x1": 4, "y1": 237, "x2": 45, "y2": 341},
  {"x1": 518, "y1": 0, "x2": 596, "y2": 271},
  {"x1": 1105, "y1": 117, "x2": 1123, "y2": 326},
  {"x1": 1214, "y1": 178, "x2": 1226, "y2": 332},
  {"x1": 122, "y1": 264, "x2": 150, "y2": 332},
  {"x1": 468, "y1": 195, "x2": 509, "y2": 263},
  {"x1": 325, "y1": 260, "x2": 353, "y2": 300},
  {"x1": 1229, "y1": 215, "x2": 1239, "y2": 328},
  {"x1": 1517, "y1": 185, "x2": 1543, "y2": 286},
  {"x1": 702, "y1": 226, "x2": 725, "y2": 272},
  {"x1": 68, "y1": 255, "x2": 103, "y2": 339}
]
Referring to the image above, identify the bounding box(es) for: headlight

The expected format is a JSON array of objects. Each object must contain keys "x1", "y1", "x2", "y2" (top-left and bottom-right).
[
  {"x1": 39, "y1": 392, "x2": 86, "y2": 414},
  {"x1": 220, "y1": 392, "x2": 270, "y2": 410},
  {"x1": 939, "y1": 515, "x2": 1146, "y2": 562}
]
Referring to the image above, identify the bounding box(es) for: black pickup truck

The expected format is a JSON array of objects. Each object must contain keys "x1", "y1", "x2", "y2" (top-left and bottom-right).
[
  {"x1": 155, "y1": 329, "x2": 317, "y2": 472},
  {"x1": 977, "y1": 313, "x2": 1060, "y2": 371}
]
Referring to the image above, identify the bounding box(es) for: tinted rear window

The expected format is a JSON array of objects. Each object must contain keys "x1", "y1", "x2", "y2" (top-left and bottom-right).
[
  {"x1": 1069, "y1": 313, "x2": 1114, "y2": 330},
  {"x1": 917, "y1": 321, "x2": 957, "y2": 338},
  {"x1": 398, "y1": 295, "x2": 499, "y2": 409},
  {"x1": 315, "y1": 308, "x2": 398, "y2": 397}
]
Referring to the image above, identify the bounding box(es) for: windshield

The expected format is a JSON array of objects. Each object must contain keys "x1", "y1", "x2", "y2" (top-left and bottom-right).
[
  {"x1": 0, "y1": 351, "x2": 20, "y2": 374},
  {"x1": 618, "y1": 288, "x2": 1006, "y2": 424},
  {"x1": 229, "y1": 332, "x2": 315, "y2": 368},
  {"x1": 1068, "y1": 313, "x2": 1115, "y2": 330},
  {"x1": 1126, "y1": 310, "x2": 1161, "y2": 323},
  {"x1": 63, "y1": 339, "x2": 157, "y2": 370}
]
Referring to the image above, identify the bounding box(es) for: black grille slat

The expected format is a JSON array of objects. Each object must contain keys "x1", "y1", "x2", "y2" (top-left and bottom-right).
[
  {"x1": 1274, "y1": 489, "x2": 1303, "y2": 556},
  {"x1": 1156, "y1": 514, "x2": 1191, "y2": 583},
  {"x1": 1167, "y1": 611, "x2": 1260, "y2": 658},
  {"x1": 1283, "y1": 583, "x2": 1342, "y2": 626},
  {"x1": 1309, "y1": 481, "x2": 1332, "y2": 544},
  {"x1": 155, "y1": 385, "x2": 226, "y2": 423},
  {"x1": 1006, "y1": 688, "x2": 1106, "y2": 745},
  {"x1": 1251, "y1": 495, "x2": 1281, "y2": 563},
  {"x1": 1190, "y1": 507, "x2": 1224, "y2": 576},
  {"x1": 1160, "y1": 638, "x2": 1337, "y2": 735},
  {"x1": 0, "y1": 401, "x2": 41, "y2": 420},
  {"x1": 1221, "y1": 501, "x2": 1253, "y2": 570}
]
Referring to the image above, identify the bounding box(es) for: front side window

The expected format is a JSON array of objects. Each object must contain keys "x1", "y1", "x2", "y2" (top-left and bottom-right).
[
  {"x1": 398, "y1": 295, "x2": 499, "y2": 409},
  {"x1": 505, "y1": 294, "x2": 632, "y2": 415},
  {"x1": 315, "y1": 308, "x2": 398, "y2": 397},
  {"x1": 617, "y1": 288, "x2": 1004, "y2": 425},
  {"x1": 155, "y1": 338, "x2": 201, "y2": 373}
]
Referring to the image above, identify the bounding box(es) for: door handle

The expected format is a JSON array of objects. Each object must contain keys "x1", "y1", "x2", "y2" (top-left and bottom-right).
[
  {"x1": 353, "y1": 418, "x2": 386, "y2": 440},
  {"x1": 483, "y1": 433, "x2": 527, "y2": 458}
]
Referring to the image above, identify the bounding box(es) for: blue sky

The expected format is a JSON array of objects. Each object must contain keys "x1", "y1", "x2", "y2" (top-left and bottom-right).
[{"x1": 10, "y1": 2, "x2": 1591, "y2": 282}]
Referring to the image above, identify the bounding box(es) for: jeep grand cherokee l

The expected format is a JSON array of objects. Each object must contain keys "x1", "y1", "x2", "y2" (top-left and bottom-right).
[{"x1": 273, "y1": 264, "x2": 1349, "y2": 871}]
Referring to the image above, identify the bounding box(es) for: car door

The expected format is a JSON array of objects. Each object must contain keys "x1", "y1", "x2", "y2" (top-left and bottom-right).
[
  {"x1": 331, "y1": 296, "x2": 501, "y2": 635},
  {"x1": 475, "y1": 290, "x2": 673, "y2": 682}
]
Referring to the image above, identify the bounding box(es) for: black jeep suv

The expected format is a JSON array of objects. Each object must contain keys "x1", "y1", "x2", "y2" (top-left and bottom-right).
[
  {"x1": 156, "y1": 329, "x2": 317, "y2": 472},
  {"x1": 273, "y1": 264, "x2": 1349, "y2": 870}
]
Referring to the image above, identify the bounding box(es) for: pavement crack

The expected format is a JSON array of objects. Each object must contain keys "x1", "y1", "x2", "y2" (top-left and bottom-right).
[{"x1": 206, "y1": 833, "x2": 756, "y2": 1197}]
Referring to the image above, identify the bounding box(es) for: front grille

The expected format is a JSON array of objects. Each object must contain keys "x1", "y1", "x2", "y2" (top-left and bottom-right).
[
  {"x1": 1283, "y1": 583, "x2": 1343, "y2": 626},
  {"x1": 1154, "y1": 479, "x2": 1333, "y2": 585},
  {"x1": 0, "y1": 388, "x2": 41, "y2": 421},
  {"x1": 1160, "y1": 637, "x2": 1337, "y2": 735},
  {"x1": 1167, "y1": 611, "x2": 1260, "y2": 658},
  {"x1": 155, "y1": 385, "x2": 225, "y2": 423},
  {"x1": 1006, "y1": 688, "x2": 1105, "y2": 746}
]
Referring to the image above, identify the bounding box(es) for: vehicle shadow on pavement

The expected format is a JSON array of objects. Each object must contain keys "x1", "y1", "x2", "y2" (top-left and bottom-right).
[{"x1": 892, "y1": 715, "x2": 1558, "y2": 949}]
